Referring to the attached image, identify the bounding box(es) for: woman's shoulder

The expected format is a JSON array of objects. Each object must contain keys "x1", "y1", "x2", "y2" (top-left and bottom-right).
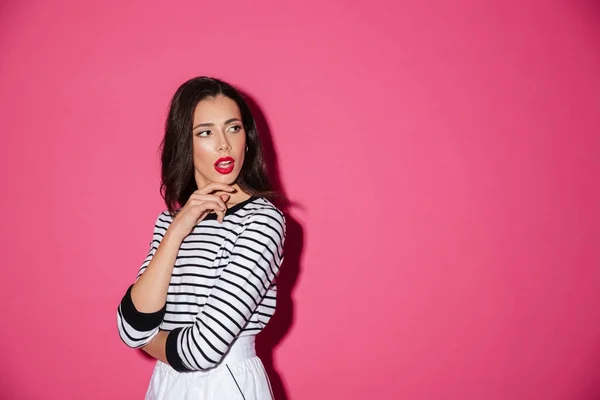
[
  {"x1": 153, "y1": 209, "x2": 174, "y2": 228},
  {"x1": 242, "y1": 197, "x2": 286, "y2": 237},
  {"x1": 247, "y1": 197, "x2": 285, "y2": 221}
]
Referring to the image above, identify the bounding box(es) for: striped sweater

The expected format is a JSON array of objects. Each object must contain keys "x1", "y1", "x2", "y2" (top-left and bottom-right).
[{"x1": 116, "y1": 196, "x2": 286, "y2": 372}]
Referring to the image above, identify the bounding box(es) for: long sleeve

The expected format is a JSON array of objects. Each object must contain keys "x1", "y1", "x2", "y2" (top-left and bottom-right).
[
  {"x1": 165, "y1": 209, "x2": 286, "y2": 371},
  {"x1": 117, "y1": 212, "x2": 170, "y2": 348}
]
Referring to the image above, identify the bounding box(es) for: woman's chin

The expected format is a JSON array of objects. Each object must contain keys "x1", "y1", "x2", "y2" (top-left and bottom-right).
[{"x1": 212, "y1": 173, "x2": 239, "y2": 185}]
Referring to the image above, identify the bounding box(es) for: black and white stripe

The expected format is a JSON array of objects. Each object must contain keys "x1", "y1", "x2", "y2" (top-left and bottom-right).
[{"x1": 116, "y1": 197, "x2": 285, "y2": 371}]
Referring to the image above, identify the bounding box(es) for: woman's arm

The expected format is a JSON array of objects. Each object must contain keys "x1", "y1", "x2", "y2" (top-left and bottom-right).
[
  {"x1": 130, "y1": 228, "x2": 185, "y2": 312},
  {"x1": 164, "y1": 209, "x2": 286, "y2": 372},
  {"x1": 141, "y1": 330, "x2": 169, "y2": 363},
  {"x1": 117, "y1": 184, "x2": 233, "y2": 349},
  {"x1": 117, "y1": 212, "x2": 174, "y2": 348},
  {"x1": 129, "y1": 185, "x2": 233, "y2": 312}
]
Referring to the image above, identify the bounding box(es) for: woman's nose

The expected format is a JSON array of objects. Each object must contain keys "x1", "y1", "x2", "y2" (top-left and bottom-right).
[{"x1": 217, "y1": 136, "x2": 231, "y2": 152}]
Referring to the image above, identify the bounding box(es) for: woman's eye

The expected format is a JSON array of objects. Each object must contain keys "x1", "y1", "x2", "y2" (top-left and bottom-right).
[
  {"x1": 228, "y1": 125, "x2": 242, "y2": 133},
  {"x1": 197, "y1": 130, "x2": 211, "y2": 137}
]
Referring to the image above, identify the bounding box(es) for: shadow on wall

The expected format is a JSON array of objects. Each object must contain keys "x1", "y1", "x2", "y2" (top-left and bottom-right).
[{"x1": 241, "y1": 89, "x2": 304, "y2": 400}]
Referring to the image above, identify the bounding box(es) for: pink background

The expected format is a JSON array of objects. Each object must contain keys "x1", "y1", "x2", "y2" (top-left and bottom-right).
[{"x1": 1, "y1": 0, "x2": 599, "y2": 399}]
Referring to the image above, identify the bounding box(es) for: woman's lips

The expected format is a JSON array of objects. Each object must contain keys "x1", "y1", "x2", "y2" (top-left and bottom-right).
[{"x1": 214, "y1": 157, "x2": 235, "y2": 174}]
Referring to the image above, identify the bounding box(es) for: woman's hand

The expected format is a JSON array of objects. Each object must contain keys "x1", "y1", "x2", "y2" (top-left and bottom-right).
[{"x1": 170, "y1": 182, "x2": 235, "y2": 239}]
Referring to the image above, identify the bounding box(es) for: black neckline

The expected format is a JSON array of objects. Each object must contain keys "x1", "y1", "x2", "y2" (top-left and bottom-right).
[{"x1": 203, "y1": 196, "x2": 259, "y2": 220}]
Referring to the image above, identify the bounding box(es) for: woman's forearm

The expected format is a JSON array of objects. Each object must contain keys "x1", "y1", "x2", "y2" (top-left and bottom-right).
[
  {"x1": 141, "y1": 330, "x2": 169, "y2": 363},
  {"x1": 130, "y1": 229, "x2": 184, "y2": 312}
]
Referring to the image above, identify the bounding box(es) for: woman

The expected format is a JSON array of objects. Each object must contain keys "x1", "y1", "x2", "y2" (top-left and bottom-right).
[{"x1": 117, "y1": 76, "x2": 285, "y2": 399}]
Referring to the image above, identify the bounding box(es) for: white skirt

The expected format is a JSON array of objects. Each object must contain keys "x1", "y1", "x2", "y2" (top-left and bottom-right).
[{"x1": 145, "y1": 336, "x2": 274, "y2": 400}]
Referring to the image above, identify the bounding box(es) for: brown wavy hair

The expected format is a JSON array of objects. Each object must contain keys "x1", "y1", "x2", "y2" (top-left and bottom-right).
[{"x1": 159, "y1": 77, "x2": 277, "y2": 215}]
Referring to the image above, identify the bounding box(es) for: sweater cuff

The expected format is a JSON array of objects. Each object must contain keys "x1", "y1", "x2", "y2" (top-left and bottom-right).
[
  {"x1": 166, "y1": 327, "x2": 190, "y2": 372},
  {"x1": 119, "y1": 285, "x2": 166, "y2": 331}
]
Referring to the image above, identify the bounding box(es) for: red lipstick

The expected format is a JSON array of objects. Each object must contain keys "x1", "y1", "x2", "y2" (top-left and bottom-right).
[{"x1": 214, "y1": 156, "x2": 235, "y2": 174}]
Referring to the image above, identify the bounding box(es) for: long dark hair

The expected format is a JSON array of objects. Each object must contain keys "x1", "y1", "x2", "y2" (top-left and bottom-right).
[{"x1": 159, "y1": 77, "x2": 277, "y2": 215}]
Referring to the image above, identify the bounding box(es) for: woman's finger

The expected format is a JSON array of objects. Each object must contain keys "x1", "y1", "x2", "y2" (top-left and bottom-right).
[
  {"x1": 196, "y1": 182, "x2": 235, "y2": 195},
  {"x1": 216, "y1": 209, "x2": 226, "y2": 224},
  {"x1": 190, "y1": 201, "x2": 224, "y2": 218},
  {"x1": 188, "y1": 194, "x2": 228, "y2": 211}
]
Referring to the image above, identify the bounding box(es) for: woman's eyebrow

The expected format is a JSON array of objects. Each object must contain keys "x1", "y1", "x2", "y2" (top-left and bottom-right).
[{"x1": 193, "y1": 118, "x2": 241, "y2": 130}]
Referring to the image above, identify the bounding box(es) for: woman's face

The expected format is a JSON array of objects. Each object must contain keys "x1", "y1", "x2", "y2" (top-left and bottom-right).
[{"x1": 191, "y1": 95, "x2": 247, "y2": 189}]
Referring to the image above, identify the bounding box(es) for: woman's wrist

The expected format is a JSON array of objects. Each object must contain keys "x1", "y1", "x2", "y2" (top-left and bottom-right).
[{"x1": 164, "y1": 225, "x2": 187, "y2": 244}]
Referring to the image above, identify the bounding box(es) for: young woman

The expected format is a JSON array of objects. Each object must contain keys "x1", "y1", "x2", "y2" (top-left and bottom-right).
[{"x1": 117, "y1": 77, "x2": 286, "y2": 399}]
